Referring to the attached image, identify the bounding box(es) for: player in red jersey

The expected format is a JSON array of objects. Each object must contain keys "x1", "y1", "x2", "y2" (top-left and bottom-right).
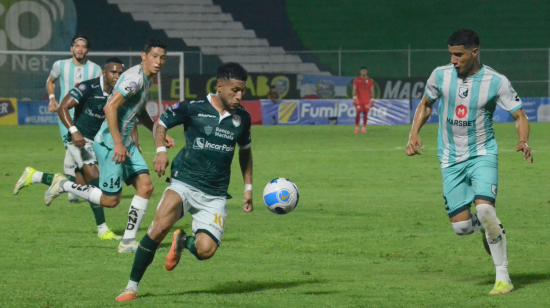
[{"x1": 353, "y1": 67, "x2": 375, "y2": 133}]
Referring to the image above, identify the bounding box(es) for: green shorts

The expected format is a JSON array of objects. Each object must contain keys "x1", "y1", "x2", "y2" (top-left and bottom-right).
[
  {"x1": 93, "y1": 140, "x2": 149, "y2": 195},
  {"x1": 441, "y1": 155, "x2": 498, "y2": 218}
]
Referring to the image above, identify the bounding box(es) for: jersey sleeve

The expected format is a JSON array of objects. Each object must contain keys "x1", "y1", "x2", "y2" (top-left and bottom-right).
[
  {"x1": 158, "y1": 101, "x2": 189, "y2": 129},
  {"x1": 115, "y1": 74, "x2": 143, "y2": 99},
  {"x1": 93, "y1": 64, "x2": 102, "y2": 78},
  {"x1": 50, "y1": 60, "x2": 60, "y2": 80},
  {"x1": 68, "y1": 81, "x2": 91, "y2": 103},
  {"x1": 496, "y1": 77, "x2": 523, "y2": 114},
  {"x1": 237, "y1": 113, "x2": 252, "y2": 149},
  {"x1": 353, "y1": 78, "x2": 358, "y2": 88},
  {"x1": 424, "y1": 70, "x2": 441, "y2": 102}
]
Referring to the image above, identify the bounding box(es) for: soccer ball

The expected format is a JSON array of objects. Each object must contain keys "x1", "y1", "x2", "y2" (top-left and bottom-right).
[{"x1": 263, "y1": 178, "x2": 299, "y2": 214}]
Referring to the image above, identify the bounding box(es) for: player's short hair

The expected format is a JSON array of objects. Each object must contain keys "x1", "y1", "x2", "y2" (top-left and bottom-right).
[
  {"x1": 104, "y1": 57, "x2": 124, "y2": 69},
  {"x1": 447, "y1": 29, "x2": 480, "y2": 49},
  {"x1": 217, "y1": 62, "x2": 248, "y2": 82},
  {"x1": 143, "y1": 39, "x2": 167, "y2": 54},
  {"x1": 360, "y1": 66, "x2": 367, "y2": 70},
  {"x1": 71, "y1": 33, "x2": 91, "y2": 48}
]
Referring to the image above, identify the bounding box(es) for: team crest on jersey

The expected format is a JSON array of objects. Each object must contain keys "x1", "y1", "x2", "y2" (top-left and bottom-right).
[
  {"x1": 76, "y1": 67, "x2": 83, "y2": 80},
  {"x1": 232, "y1": 114, "x2": 241, "y2": 127},
  {"x1": 78, "y1": 84, "x2": 86, "y2": 91},
  {"x1": 458, "y1": 87, "x2": 468, "y2": 98},
  {"x1": 204, "y1": 125, "x2": 213, "y2": 136}
]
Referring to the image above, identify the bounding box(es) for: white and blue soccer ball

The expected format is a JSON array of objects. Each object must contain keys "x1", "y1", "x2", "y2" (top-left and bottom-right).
[{"x1": 263, "y1": 178, "x2": 299, "y2": 215}]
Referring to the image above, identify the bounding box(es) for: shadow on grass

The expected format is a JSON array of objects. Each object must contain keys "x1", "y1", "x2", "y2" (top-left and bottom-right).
[
  {"x1": 475, "y1": 272, "x2": 550, "y2": 290},
  {"x1": 141, "y1": 278, "x2": 324, "y2": 298}
]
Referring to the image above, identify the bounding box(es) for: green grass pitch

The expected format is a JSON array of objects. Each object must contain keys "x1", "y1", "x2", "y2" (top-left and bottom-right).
[{"x1": 0, "y1": 123, "x2": 548, "y2": 307}]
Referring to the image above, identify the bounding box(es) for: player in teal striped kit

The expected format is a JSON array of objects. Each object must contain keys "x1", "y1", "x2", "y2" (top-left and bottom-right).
[
  {"x1": 44, "y1": 40, "x2": 174, "y2": 253},
  {"x1": 46, "y1": 34, "x2": 102, "y2": 202},
  {"x1": 406, "y1": 29, "x2": 533, "y2": 295}
]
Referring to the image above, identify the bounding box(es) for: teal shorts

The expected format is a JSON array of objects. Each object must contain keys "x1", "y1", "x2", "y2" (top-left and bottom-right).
[
  {"x1": 93, "y1": 140, "x2": 149, "y2": 195},
  {"x1": 441, "y1": 155, "x2": 498, "y2": 218}
]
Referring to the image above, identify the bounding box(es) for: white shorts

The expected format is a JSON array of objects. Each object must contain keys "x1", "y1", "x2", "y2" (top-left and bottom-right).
[
  {"x1": 165, "y1": 179, "x2": 227, "y2": 245},
  {"x1": 67, "y1": 137, "x2": 97, "y2": 168}
]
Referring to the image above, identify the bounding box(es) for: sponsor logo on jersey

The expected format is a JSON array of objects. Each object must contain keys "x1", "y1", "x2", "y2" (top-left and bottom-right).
[
  {"x1": 204, "y1": 125, "x2": 212, "y2": 136},
  {"x1": 455, "y1": 104, "x2": 468, "y2": 119},
  {"x1": 198, "y1": 113, "x2": 216, "y2": 118},
  {"x1": 458, "y1": 87, "x2": 468, "y2": 98},
  {"x1": 193, "y1": 138, "x2": 205, "y2": 149},
  {"x1": 78, "y1": 84, "x2": 86, "y2": 91},
  {"x1": 92, "y1": 84, "x2": 99, "y2": 89},
  {"x1": 232, "y1": 114, "x2": 241, "y2": 127},
  {"x1": 215, "y1": 127, "x2": 234, "y2": 140},
  {"x1": 193, "y1": 137, "x2": 235, "y2": 152},
  {"x1": 278, "y1": 101, "x2": 300, "y2": 124},
  {"x1": 446, "y1": 117, "x2": 475, "y2": 127}
]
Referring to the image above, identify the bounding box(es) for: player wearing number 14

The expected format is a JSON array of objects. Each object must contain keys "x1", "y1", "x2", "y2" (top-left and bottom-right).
[
  {"x1": 44, "y1": 40, "x2": 174, "y2": 253},
  {"x1": 406, "y1": 29, "x2": 533, "y2": 295}
]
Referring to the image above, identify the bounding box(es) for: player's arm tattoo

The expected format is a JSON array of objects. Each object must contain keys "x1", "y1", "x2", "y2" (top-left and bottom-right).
[{"x1": 152, "y1": 121, "x2": 167, "y2": 148}]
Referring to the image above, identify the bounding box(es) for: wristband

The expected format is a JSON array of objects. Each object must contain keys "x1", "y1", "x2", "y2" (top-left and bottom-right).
[
  {"x1": 156, "y1": 146, "x2": 167, "y2": 153},
  {"x1": 69, "y1": 126, "x2": 78, "y2": 134},
  {"x1": 244, "y1": 184, "x2": 252, "y2": 191},
  {"x1": 49, "y1": 94, "x2": 55, "y2": 100}
]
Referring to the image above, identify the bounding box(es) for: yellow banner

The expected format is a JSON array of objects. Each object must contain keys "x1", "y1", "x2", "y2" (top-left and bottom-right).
[{"x1": 0, "y1": 98, "x2": 17, "y2": 125}]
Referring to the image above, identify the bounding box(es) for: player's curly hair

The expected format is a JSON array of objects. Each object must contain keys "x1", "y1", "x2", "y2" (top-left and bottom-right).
[
  {"x1": 217, "y1": 62, "x2": 248, "y2": 82},
  {"x1": 71, "y1": 33, "x2": 91, "y2": 48},
  {"x1": 143, "y1": 39, "x2": 167, "y2": 54},
  {"x1": 448, "y1": 29, "x2": 480, "y2": 49}
]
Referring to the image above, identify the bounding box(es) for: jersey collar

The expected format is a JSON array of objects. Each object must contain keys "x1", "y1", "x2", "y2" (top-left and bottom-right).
[
  {"x1": 99, "y1": 75, "x2": 108, "y2": 96},
  {"x1": 207, "y1": 93, "x2": 233, "y2": 124}
]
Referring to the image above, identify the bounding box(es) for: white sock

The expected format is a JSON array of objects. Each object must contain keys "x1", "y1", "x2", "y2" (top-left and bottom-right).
[
  {"x1": 64, "y1": 149, "x2": 76, "y2": 176},
  {"x1": 126, "y1": 280, "x2": 139, "y2": 293},
  {"x1": 122, "y1": 196, "x2": 149, "y2": 244},
  {"x1": 476, "y1": 203, "x2": 510, "y2": 283},
  {"x1": 32, "y1": 171, "x2": 43, "y2": 184},
  {"x1": 97, "y1": 223, "x2": 108, "y2": 236},
  {"x1": 451, "y1": 213, "x2": 484, "y2": 235},
  {"x1": 61, "y1": 181, "x2": 102, "y2": 204}
]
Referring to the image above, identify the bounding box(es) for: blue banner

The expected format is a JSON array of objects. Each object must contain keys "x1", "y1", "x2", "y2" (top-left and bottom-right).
[
  {"x1": 18, "y1": 101, "x2": 59, "y2": 125},
  {"x1": 261, "y1": 99, "x2": 410, "y2": 125},
  {"x1": 411, "y1": 97, "x2": 550, "y2": 123}
]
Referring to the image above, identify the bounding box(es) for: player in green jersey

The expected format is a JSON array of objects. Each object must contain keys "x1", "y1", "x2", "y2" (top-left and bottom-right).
[
  {"x1": 14, "y1": 58, "x2": 125, "y2": 240},
  {"x1": 406, "y1": 29, "x2": 533, "y2": 295},
  {"x1": 116, "y1": 63, "x2": 253, "y2": 302}
]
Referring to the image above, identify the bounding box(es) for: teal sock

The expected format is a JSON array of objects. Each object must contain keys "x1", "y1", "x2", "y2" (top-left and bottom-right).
[
  {"x1": 88, "y1": 178, "x2": 105, "y2": 226},
  {"x1": 40, "y1": 173, "x2": 55, "y2": 185},
  {"x1": 183, "y1": 235, "x2": 204, "y2": 260},
  {"x1": 130, "y1": 234, "x2": 160, "y2": 283}
]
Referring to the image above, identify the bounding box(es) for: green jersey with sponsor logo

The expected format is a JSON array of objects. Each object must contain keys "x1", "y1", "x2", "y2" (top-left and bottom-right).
[
  {"x1": 67, "y1": 76, "x2": 108, "y2": 141},
  {"x1": 158, "y1": 94, "x2": 252, "y2": 197}
]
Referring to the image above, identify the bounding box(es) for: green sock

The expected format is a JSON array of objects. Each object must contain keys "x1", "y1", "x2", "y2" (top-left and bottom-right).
[
  {"x1": 88, "y1": 179, "x2": 105, "y2": 226},
  {"x1": 130, "y1": 234, "x2": 160, "y2": 283},
  {"x1": 65, "y1": 174, "x2": 76, "y2": 182},
  {"x1": 182, "y1": 235, "x2": 204, "y2": 260},
  {"x1": 40, "y1": 173, "x2": 55, "y2": 185}
]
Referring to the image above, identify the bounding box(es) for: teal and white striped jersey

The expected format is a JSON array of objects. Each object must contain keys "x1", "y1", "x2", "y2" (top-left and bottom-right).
[
  {"x1": 95, "y1": 64, "x2": 152, "y2": 148},
  {"x1": 425, "y1": 64, "x2": 523, "y2": 168},
  {"x1": 50, "y1": 59, "x2": 102, "y2": 102}
]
